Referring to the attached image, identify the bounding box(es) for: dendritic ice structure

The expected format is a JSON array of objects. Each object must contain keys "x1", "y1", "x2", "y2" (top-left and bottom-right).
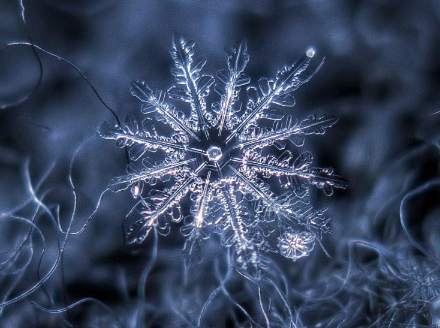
[{"x1": 99, "y1": 36, "x2": 347, "y2": 276}]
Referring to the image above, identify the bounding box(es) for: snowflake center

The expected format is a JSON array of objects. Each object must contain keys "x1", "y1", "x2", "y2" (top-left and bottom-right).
[{"x1": 206, "y1": 146, "x2": 223, "y2": 162}]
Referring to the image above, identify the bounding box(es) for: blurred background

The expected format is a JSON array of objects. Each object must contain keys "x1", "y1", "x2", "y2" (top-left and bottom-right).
[{"x1": 1, "y1": 0, "x2": 440, "y2": 327}]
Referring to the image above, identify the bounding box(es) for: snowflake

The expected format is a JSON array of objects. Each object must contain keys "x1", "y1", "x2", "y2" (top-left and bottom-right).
[
  {"x1": 278, "y1": 230, "x2": 316, "y2": 262},
  {"x1": 99, "y1": 36, "x2": 347, "y2": 276}
]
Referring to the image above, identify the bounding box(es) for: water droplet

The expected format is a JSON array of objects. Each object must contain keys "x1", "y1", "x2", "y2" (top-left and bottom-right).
[{"x1": 306, "y1": 47, "x2": 316, "y2": 58}]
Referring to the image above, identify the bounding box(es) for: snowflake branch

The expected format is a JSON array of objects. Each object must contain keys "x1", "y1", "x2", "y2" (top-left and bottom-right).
[
  {"x1": 229, "y1": 165, "x2": 282, "y2": 213},
  {"x1": 215, "y1": 40, "x2": 250, "y2": 136},
  {"x1": 235, "y1": 110, "x2": 338, "y2": 150},
  {"x1": 225, "y1": 48, "x2": 323, "y2": 144},
  {"x1": 131, "y1": 80, "x2": 200, "y2": 142},
  {"x1": 126, "y1": 163, "x2": 206, "y2": 244},
  {"x1": 169, "y1": 36, "x2": 214, "y2": 140},
  {"x1": 99, "y1": 120, "x2": 206, "y2": 158},
  {"x1": 108, "y1": 158, "x2": 197, "y2": 192},
  {"x1": 219, "y1": 184, "x2": 260, "y2": 276},
  {"x1": 232, "y1": 153, "x2": 347, "y2": 196}
]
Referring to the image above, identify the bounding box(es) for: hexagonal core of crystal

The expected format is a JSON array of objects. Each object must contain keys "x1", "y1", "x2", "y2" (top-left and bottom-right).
[{"x1": 206, "y1": 146, "x2": 222, "y2": 162}]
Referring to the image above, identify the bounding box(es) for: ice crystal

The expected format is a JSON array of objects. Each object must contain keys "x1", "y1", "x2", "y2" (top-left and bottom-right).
[{"x1": 99, "y1": 36, "x2": 347, "y2": 276}]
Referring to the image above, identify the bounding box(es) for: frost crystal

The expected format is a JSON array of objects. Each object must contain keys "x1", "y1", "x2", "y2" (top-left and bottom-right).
[{"x1": 99, "y1": 36, "x2": 347, "y2": 276}]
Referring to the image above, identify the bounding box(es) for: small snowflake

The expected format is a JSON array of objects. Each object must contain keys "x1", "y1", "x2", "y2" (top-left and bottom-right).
[
  {"x1": 278, "y1": 230, "x2": 316, "y2": 261},
  {"x1": 99, "y1": 36, "x2": 347, "y2": 276}
]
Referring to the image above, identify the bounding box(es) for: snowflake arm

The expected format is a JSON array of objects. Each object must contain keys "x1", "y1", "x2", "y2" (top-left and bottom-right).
[
  {"x1": 231, "y1": 164, "x2": 331, "y2": 233},
  {"x1": 233, "y1": 150, "x2": 348, "y2": 196},
  {"x1": 108, "y1": 158, "x2": 197, "y2": 193},
  {"x1": 98, "y1": 115, "x2": 206, "y2": 159},
  {"x1": 168, "y1": 36, "x2": 214, "y2": 139},
  {"x1": 126, "y1": 163, "x2": 206, "y2": 244},
  {"x1": 130, "y1": 80, "x2": 201, "y2": 141},
  {"x1": 230, "y1": 165, "x2": 284, "y2": 214},
  {"x1": 213, "y1": 40, "x2": 250, "y2": 135},
  {"x1": 218, "y1": 183, "x2": 260, "y2": 276},
  {"x1": 225, "y1": 48, "x2": 324, "y2": 144},
  {"x1": 181, "y1": 171, "x2": 212, "y2": 265},
  {"x1": 234, "y1": 110, "x2": 339, "y2": 150},
  {"x1": 192, "y1": 171, "x2": 212, "y2": 229}
]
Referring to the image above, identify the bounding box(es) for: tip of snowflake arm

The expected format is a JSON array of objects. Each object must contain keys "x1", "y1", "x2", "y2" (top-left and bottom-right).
[
  {"x1": 125, "y1": 216, "x2": 154, "y2": 245},
  {"x1": 98, "y1": 121, "x2": 120, "y2": 140},
  {"x1": 130, "y1": 80, "x2": 153, "y2": 102}
]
